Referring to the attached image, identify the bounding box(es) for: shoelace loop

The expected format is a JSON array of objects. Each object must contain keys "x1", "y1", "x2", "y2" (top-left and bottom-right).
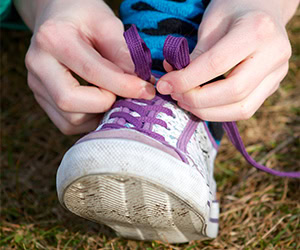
[
  {"x1": 163, "y1": 35, "x2": 190, "y2": 69},
  {"x1": 124, "y1": 25, "x2": 152, "y2": 81}
]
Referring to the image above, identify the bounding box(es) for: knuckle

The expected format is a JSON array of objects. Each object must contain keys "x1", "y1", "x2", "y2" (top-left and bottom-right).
[
  {"x1": 119, "y1": 78, "x2": 142, "y2": 98},
  {"x1": 100, "y1": 18, "x2": 123, "y2": 37},
  {"x1": 115, "y1": 80, "x2": 130, "y2": 96},
  {"x1": 176, "y1": 71, "x2": 190, "y2": 92},
  {"x1": 207, "y1": 52, "x2": 223, "y2": 73},
  {"x1": 230, "y1": 78, "x2": 248, "y2": 102},
  {"x1": 68, "y1": 114, "x2": 84, "y2": 126},
  {"x1": 179, "y1": 93, "x2": 188, "y2": 105},
  {"x1": 112, "y1": 17, "x2": 123, "y2": 30},
  {"x1": 59, "y1": 123, "x2": 76, "y2": 135},
  {"x1": 192, "y1": 109, "x2": 206, "y2": 120},
  {"x1": 107, "y1": 17, "x2": 123, "y2": 31},
  {"x1": 272, "y1": 83, "x2": 280, "y2": 95},
  {"x1": 270, "y1": 83, "x2": 280, "y2": 96},
  {"x1": 25, "y1": 49, "x2": 38, "y2": 72},
  {"x1": 35, "y1": 20, "x2": 75, "y2": 51},
  {"x1": 184, "y1": 91, "x2": 200, "y2": 108},
  {"x1": 54, "y1": 93, "x2": 73, "y2": 112},
  {"x1": 282, "y1": 63, "x2": 289, "y2": 76},
  {"x1": 35, "y1": 20, "x2": 59, "y2": 49},
  {"x1": 252, "y1": 12, "x2": 276, "y2": 40},
  {"x1": 82, "y1": 61, "x2": 96, "y2": 80},
  {"x1": 280, "y1": 40, "x2": 292, "y2": 61},
  {"x1": 239, "y1": 102, "x2": 255, "y2": 120},
  {"x1": 100, "y1": 96, "x2": 115, "y2": 112}
]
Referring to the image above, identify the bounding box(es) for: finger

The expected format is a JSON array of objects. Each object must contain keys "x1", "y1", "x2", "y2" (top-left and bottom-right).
[
  {"x1": 37, "y1": 91, "x2": 100, "y2": 126},
  {"x1": 35, "y1": 94, "x2": 101, "y2": 135},
  {"x1": 171, "y1": 53, "x2": 285, "y2": 109},
  {"x1": 163, "y1": 60, "x2": 173, "y2": 72},
  {"x1": 91, "y1": 17, "x2": 135, "y2": 74},
  {"x1": 29, "y1": 52, "x2": 117, "y2": 113},
  {"x1": 29, "y1": 73, "x2": 100, "y2": 125},
  {"x1": 42, "y1": 31, "x2": 155, "y2": 99},
  {"x1": 157, "y1": 20, "x2": 258, "y2": 94},
  {"x1": 178, "y1": 63, "x2": 288, "y2": 121}
]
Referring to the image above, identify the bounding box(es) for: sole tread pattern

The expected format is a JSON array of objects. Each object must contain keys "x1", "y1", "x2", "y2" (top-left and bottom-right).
[{"x1": 63, "y1": 174, "x2": 207, "y2": 243}]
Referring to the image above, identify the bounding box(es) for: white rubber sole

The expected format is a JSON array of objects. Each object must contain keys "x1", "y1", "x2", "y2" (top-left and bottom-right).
[{"x1": 57, "y1": 138, "x2": 219, "y2": 243}]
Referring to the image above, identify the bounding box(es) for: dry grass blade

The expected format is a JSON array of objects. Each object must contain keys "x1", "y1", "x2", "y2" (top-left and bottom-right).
[{"x1": 258, "y1": 136, "x2": 298, "y2": 165}]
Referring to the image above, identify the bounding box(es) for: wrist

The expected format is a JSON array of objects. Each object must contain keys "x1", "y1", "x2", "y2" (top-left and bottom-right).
[
  {"x1": 13, "y1": 0, "x2": 52, "y2": 30},
  {"x1": 278, "y1": 0, "x2": 299, "y2": 25},
  {"x1": 245, "y1": 0, "x2": 299, "y2": 25}
]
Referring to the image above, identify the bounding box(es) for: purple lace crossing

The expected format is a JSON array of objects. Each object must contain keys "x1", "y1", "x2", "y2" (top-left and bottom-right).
[
  {"x1": 123, "y1": 27, "x2": 300, "y2": 178},
  {"x1": 102, "y1": 97, "x2": 173, "y2": 142}
]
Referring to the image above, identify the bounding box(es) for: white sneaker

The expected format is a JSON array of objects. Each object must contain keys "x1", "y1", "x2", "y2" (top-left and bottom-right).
[{"x1": 56, "y1": 93, "x2": 220, "y2": 243}]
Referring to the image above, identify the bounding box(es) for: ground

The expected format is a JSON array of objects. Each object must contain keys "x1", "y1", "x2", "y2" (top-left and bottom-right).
[{"x1": 1, "y1": 3, "x2": 299, "y2": 250}]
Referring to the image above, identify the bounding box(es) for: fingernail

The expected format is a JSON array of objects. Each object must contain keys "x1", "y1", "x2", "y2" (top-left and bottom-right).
[
  {"x1": 150, "y1": 75, "x2": 156, "y2": 85},
  {"x1": 139, "y1": 83, "x2": 155, "y2": 100},
  {"x1": 158, "y1": 80, "x2": 173, "y2": 94},
  {"x1": 163, "y1": 60, "x2": 173, "y2": 72}
]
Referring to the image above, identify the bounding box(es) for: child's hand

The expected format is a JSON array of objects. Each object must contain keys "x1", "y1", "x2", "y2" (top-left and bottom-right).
[
  {"x1": 21, "y1": 0, "x2": 155, "y2": 134},
  {"x1": 157, "y1": 0, "x2": 297, "y2": 121}
]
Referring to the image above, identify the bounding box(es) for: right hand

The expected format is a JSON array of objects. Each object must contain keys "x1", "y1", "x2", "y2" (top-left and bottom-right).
[{"x1": 24, "y1": 0, "x2": 155, "y2": 135}]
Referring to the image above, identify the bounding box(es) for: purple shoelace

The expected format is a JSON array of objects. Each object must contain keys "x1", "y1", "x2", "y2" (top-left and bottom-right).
[
  {"x1": 102, "y1": 97, "x2": 173, "y2": 142},
  {"x1": 107, "y1": 25, "x2": 300, "y2": 178}
]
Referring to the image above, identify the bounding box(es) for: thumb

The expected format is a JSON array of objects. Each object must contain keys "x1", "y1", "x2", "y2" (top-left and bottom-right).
[{"x1": 91, "y1": 17, "x2": 135, "y2": 74}]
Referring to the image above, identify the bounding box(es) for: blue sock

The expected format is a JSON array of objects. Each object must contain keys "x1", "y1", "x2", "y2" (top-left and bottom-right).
[{"x1": 120, "y1": 0, "x2": 208, "y2": 76}]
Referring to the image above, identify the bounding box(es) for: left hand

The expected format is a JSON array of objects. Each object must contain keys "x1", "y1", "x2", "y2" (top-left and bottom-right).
[{"x1": 157, "y1": 0, "x2": 295, "y2": 121}]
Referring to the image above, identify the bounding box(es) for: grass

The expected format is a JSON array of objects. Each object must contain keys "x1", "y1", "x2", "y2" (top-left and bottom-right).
[{"x1": 1, "y1": 4, "x2": 300, "y2": 250}]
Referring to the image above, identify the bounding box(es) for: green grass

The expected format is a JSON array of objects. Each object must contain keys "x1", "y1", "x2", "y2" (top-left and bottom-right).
[{"x1": 1, "y1": 5, "x2": 300, "y2": 250}]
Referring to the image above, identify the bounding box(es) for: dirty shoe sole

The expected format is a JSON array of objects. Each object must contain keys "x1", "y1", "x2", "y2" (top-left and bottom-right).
[{"x1": 56, "y1": 139, "x2": 219, "y2": 243}]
